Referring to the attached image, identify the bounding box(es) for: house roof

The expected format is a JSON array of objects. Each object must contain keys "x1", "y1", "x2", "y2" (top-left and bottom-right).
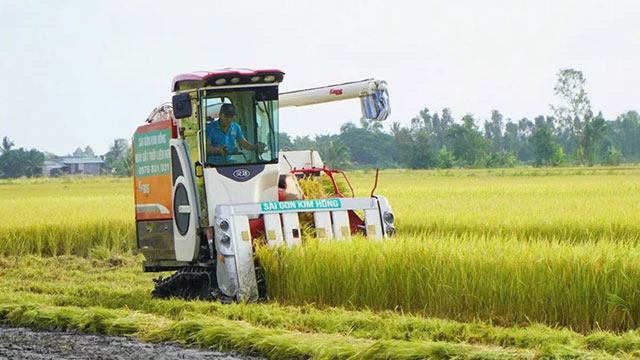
[{"x1": 62, "y1": 157, "x2": 104, "y2": 165}]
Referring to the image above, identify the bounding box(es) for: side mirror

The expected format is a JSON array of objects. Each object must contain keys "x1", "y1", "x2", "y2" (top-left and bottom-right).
[
  {"x1": 195, "y1": 161, "x2": 203, "y2": 178},
  {"x1": 172, "y1": 93, "x2": 192, "y2": 119}
]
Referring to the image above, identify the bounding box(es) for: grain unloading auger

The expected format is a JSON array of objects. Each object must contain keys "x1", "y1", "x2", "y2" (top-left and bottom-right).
[{"x1": 133, "y1": 69, "x2": 395, "y2": 302}]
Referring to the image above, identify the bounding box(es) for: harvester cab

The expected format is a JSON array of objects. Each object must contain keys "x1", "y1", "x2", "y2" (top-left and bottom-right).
[{"x1": 133, "y1": 69, "x2": 394, "y2": 302}]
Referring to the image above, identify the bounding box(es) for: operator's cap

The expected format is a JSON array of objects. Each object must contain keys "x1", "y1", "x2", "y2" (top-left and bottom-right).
[{"x1": 220, "y1": 103, "x2": 236, "y2": 117}]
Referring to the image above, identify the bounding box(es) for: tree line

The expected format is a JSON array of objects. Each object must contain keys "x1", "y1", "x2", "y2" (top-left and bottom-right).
[
  {"x1": 280, "y1": 69, "x2": 637, "y2": 169},
  {"x1": 2, "y1": 68, "x2": 637, "y2": 178},
  {"x1": 0, "y1": 137, "x2": 131, "y2": 178}
]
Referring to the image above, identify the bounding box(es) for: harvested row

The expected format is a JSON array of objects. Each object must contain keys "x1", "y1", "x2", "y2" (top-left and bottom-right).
[
  {"x1": 0, "y1": 256, "x2": 637, "y2": 358},
  {"x1": 0, "y1": 302, "x2": 558, "y2": 360}
]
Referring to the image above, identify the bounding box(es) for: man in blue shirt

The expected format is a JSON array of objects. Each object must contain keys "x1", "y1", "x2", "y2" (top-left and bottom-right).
[{"x1": 206, "y1": 103, "x2": 265, "y2": 164}]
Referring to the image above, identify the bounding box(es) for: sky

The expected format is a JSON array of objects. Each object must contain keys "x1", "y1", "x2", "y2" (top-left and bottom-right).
[{"x1": 1, "y1": 0, "x2": 638, "y2": 155}]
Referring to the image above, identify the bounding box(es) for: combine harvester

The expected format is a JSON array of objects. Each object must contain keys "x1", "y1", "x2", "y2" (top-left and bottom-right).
[{"x1": 132, "y1": 69, "x2": 395, "y2": 302}]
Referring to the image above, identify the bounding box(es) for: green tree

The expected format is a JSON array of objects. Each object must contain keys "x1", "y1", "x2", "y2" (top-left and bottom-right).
[
  {"x1": 530, "y1": 117, "x2": 557, "y2": 166},
  {"x1": 278, "y1": 132, "x2": 294, "y2": 150},
  {"x1": 411, "y1": 108, "x2": 453, "y2": 152},
  {"x1": 437, "y1": 146, "x2": 454, "y2": 169},
  {"x1": 411, "y1": 129, "x2": 436, "y2": 168},
  {"x1": 0, "y1": 147, "x2": 44, "y2": 178},
  {"x1": 551, "y1": 147, "x2": 564, "y2": 167},
  {"x1": 550, "y1": 68, "x2": 593, "y2": 164},
  {"x1": 338, "y1": 122, "x2": 394, "y2": 167},
  {"x1": 604, "y1": 145, "x2": 622, "y2": 166},
  {"x1": 609, "y1": 111, "x2": 640, "y2": 160},
  {"x1": 84, "y1": 146, "x2": 95, "y2": 157},
  {"x1": 104, "y1": 138, "x2": 131, "y2": 176},
  {"x1": 581, "y1": 112, "x2": 607, "y2": 166},
  {"x1": 1, "y1": 137, "x2": 14, "y2": 154},
  {"x1": 323, "y1": 140, "x2": 352, "y2": 169},
  {"x1": 390, "y1": 118, "x2": 436, "y2": 169},
  {"x1": 24, "y1": 149, "x2": 45, "y2": 177},
  {"x1": 503, "y1": 120, "x2": 519, "y2": 156},
  {"x1": 517, "y1": 118, "x2": 534, "y2": 162},
  {"x1": 390, "y1": 122, "x2": 414, "y2": 168},
  {"x1": 484, "y1": 110, "x2": 504, "y2": 153},
  {"x1": 446, "y1": 114, "x2": 489, "y2": 167},
  {"x1": 291, "y1": 135, "x2": 315, "y2": 151}
]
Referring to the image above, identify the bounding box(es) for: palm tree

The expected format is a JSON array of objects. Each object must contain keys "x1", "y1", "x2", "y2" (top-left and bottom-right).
[
  {"x1": 390, "y1": 121, "x2": 402, "y2": 137},
  {"x1": 1, "y1": 137, "x2": 14, "y2": 154},
  {"x1": 24, "y1": 149, "x2": 45, "y2": 177},
  {"x1": 324, "y1": 141, "x2": 352, "y2": 169},
  {"x1": 105, "y1": 139, "x2": 131, "y2": 175}
]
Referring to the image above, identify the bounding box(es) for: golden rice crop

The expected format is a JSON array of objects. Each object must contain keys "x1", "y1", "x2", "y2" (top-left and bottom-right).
[
  {"x1": 3, "y1": 167, "x2": 640, "y2": 333},
  {"x1": 0, "y1": 177, "x2": 135, "y2": 256},
  {"x1": 350, "y1": 167, "x2": 640, "y2": 241},
  {"x1": 257, "y1": 234, "x2": 640, "y2": 332}
]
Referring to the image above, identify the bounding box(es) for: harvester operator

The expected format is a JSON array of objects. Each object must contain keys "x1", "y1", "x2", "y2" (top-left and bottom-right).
[{"x1": 206, "y1": 103, "x2": 265, "y2": 163}]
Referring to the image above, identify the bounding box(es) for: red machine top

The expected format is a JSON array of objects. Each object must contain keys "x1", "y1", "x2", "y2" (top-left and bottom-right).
[{"x1": 171, "y1": 68, "x2": 285, "y2": 92}]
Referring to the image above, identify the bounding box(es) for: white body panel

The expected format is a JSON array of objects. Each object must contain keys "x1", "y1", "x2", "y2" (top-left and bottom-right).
[
  {"x1": 203, "y1": 164, "x2": 279, "y2": 224},
  {"x1": 279, "y1": 79, "x2": 390, "y2": 122},
  {"x1": 263, "y1": 213, "x2": 284, "y2": 247},
  {"x1": 170, "y1": 139, "x2": 200, "y2": 262},
  {"x1": 281, "y1": 212, "x2": 302, "y2": 247},
  {"x1": 279, "y1": 79, "x2": 387, "y2": 107},
  {"x1": 331, "y1": 211, "x2": 351, "y2": 240},
  {"x1": 313, "y1": 211, "x2": 333, "y2": 240}
]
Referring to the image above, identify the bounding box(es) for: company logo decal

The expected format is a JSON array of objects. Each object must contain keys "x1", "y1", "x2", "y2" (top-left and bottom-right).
[
  {"x1": 233, "y1": 168, "x2": 251, "y2": 179},
  {"x1": 138, "y1": 181, "x2": 150, "y2": 195},
  {"x1": 329, "y1": 88, "x2": 343, "y2": 95}
]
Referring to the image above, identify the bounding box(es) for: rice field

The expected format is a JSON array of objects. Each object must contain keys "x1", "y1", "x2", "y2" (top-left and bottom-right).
[{"x1": 2, "y1": 166, "x2": 640, "y2": 358}]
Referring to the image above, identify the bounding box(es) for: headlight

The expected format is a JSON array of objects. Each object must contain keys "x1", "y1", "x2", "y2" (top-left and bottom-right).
[
  {"x1": 385, "y1": 226, "x2": 395, "y2": 237},
  {"x1": 219, "y1": 220, "x2": 229, "y2": 232},
  {"x1": 220, "y1": 234, "x2": 231, "y2": 244},
  {"x1": 383, "y1": 211, "x2": 394, "y2": 224}
]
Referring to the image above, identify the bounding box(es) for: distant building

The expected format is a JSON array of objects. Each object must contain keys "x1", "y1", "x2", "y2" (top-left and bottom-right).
[
  {"x1": 41, "y1": 157, "x2": 107, "y2": 176},
  {"x1": 42, "y1": 160, "x2": 68, "y2": 177}
]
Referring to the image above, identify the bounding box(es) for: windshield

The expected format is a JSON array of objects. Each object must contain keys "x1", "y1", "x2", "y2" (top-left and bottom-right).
[{"x1": 201, "y1": 87, "x2": 279, "y2": 166}]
